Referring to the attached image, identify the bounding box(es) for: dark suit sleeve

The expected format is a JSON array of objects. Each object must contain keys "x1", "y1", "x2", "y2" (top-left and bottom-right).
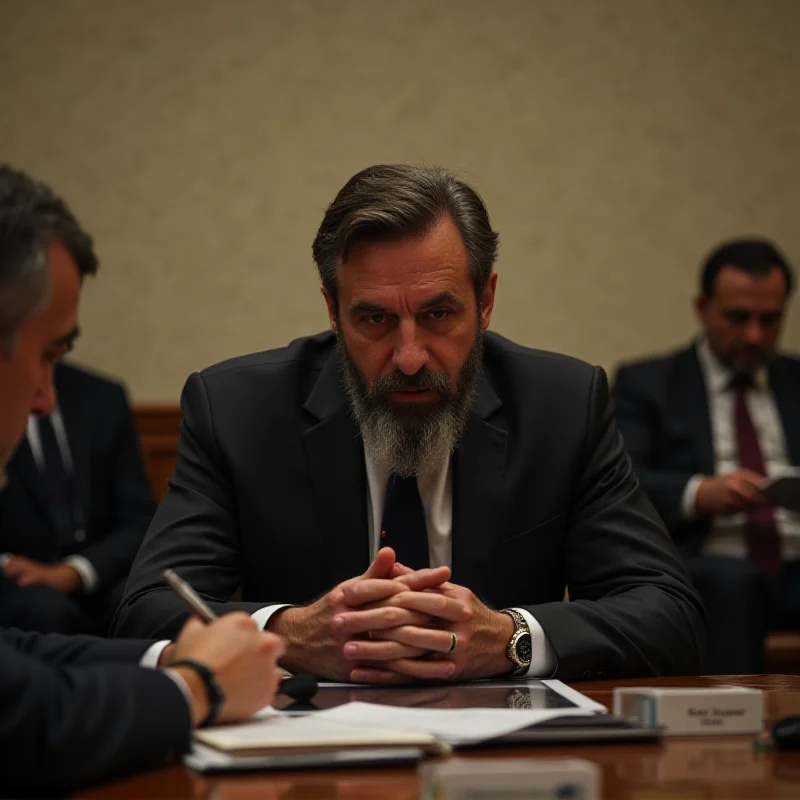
[
  {"x1": 112, "y1": 373, "x2": 268, "y2": 639},
  {"x1": 530, "y1": 368, "x2": 708, "y2": 680},
  {"x1": 0, "y1": 629, "x2": 191, "y2": 795},
  {"x1": 612, "y1": 365, "x2": 697, "y2": 531},
  {"x1": 78, "y1": 384, "x2": 156, "y2": 588},
  {"x1": 3, "y1": 625, "x2": 156, "y2": 665}
]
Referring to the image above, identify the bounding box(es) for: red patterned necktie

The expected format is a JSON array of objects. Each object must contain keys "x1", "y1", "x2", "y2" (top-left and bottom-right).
[{"x1": 731, "y1": 374, "x2": 782, "y2": 578}]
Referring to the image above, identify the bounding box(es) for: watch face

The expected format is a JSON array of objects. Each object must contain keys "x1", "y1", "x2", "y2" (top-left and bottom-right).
[{"x1": 516, "y1": 633, "x2": 532, "y2": 664}]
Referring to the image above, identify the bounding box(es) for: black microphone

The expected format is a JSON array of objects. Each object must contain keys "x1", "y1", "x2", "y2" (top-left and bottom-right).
[{"x1": 279, "y1": 673, "x2": 318, "y2": 702}]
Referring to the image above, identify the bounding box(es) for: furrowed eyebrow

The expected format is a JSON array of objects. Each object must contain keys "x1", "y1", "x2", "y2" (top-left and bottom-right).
[
  {"x1": 349, "y1": 292, "x2": 464, "y2": 316},
  {"x1": 418, "y1": 291, "x2": 463, "y2": 311},
  {"x1": 349, "y1": 300, "x2": 390, "y2": 315}
]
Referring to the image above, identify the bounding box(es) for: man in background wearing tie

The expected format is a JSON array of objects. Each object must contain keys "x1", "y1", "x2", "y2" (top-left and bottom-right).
[
  {"x1": 115, "y1": 163, "x2": 706, "y2": 683},
  {"x1": 0, "y1": 361, "x2": 154, "y2": 635},
  {"x1": 613, "y1": 239, "x2": 800, "y2": 674}
]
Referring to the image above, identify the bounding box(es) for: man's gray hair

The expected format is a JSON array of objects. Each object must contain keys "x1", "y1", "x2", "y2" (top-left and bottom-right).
[
  {"x1": 312, "y1": 164, "x2": 499, "y2": 303},
  {"x1": 0, "y1": 164, "x2": 99, "y2": 354},
  {"x1": 0, "y1": 214, "x2": 49, "y2": 355}
]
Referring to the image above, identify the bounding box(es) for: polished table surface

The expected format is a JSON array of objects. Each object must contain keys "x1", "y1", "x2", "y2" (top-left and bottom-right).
[{"x1": 81, "y1": 675, "x2": 800, "y2": 799}]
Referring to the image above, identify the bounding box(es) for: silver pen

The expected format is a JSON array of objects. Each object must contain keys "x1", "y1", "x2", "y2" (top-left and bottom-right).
[
  {"x1": 164, "y1": 568, "x2": 316, "y2": 700},
  {"x1": 163, "y1": 568, "x2": 218, "y2": 623}
]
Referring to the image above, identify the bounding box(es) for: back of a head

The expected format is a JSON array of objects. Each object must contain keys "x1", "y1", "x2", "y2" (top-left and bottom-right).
[
  {"x1": 701, "y1": 238, "x2": 794, "y2": 297},
  {"x1": 311, "y1": 164, "x2": 499, "y2": 303},
  {"x1": 0, "y1": 208, "x2": 48, "y2": 355},
  {"x1": 0, "y1": 165, "x2": 99, "y2": 355},
  {"x1": 0, "y1": 164, "x2": 98, "y2": 281}
]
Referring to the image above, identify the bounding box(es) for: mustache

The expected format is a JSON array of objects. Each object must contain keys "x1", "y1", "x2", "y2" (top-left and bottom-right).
[{"x1": 368, "y1": 367, "x2": 455, "y2": 398}]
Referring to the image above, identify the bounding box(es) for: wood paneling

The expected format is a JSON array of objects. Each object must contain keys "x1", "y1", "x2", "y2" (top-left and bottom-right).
[{"x1": 134, "y1": 405, "x2": 181, "y2": 503}]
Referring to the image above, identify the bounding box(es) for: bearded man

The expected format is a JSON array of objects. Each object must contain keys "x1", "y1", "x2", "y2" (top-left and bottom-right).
[{"x1": 114, "y1": 164, "x2": 706, "y2": 682}]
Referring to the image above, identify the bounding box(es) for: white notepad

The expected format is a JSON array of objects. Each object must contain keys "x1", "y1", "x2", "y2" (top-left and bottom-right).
[{"x1": 194, "y1": 710, "x2": 444, "y2": 755}]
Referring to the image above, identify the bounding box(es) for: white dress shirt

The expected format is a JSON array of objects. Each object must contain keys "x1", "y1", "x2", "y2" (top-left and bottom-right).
[
  {"x1": 682, "y1": 340, "x2": 800, "y2": 559},
  {"x1": 252, "y1": 447, "x2": 557, "y2": 677},
  {"x1": 7, "y1": 413, "x2": 99, "y2": 592}
]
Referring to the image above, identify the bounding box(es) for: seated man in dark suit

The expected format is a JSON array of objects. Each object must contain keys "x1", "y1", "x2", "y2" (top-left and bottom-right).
[
  {"x1": 0, "y1": 164, "x2": 283, "y2": 795},
  {"x1": 613, "y1": 239, "x2": 799, "y2": 674},
  {"x1": 114, "y1": 164, "x2": 707, "y2": 683},
  {"x1": 0, "y1": 361, "x2": 155, "y2": 635}
]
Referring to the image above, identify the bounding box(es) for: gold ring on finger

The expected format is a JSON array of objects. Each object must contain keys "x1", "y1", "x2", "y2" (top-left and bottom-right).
[{"x1": 446, "y1": 632, "x2": 457, "y2": 654}]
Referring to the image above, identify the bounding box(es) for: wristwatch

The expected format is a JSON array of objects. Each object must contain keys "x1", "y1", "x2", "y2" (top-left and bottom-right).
[
  {"x1": 172, "y1": 658, "x2": 225, "y2": 727},
  {"x1": 501, "y1": 609, "x2": 532, "y2": 676}
]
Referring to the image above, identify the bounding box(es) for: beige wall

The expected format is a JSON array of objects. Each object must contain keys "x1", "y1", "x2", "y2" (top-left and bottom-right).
[{"x1": 1, "y1": 0, "x2": 798, "y2": 401}]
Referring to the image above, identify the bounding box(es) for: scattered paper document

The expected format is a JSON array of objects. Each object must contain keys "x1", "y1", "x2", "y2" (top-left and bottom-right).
[{"x1": 314, "y1": 701, "x2": 596, "y2": 746}]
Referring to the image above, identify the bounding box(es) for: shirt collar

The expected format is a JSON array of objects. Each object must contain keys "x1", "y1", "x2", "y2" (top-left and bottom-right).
[{"x1": 696, "y1": 339, "x2": 768, "y2": 393}]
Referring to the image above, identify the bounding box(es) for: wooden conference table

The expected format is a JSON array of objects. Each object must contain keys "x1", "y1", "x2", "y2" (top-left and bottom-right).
[{"x1": 82, "y1": 675, "x2": 800, "y2": 799}]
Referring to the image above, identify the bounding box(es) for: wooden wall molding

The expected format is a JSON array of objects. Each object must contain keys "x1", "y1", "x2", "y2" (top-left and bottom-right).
[{"x1": 134, "y1": 405, "x2": 182, "y2": 502}]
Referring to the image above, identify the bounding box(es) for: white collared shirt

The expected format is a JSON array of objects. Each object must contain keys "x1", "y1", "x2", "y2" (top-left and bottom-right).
[
  {"x1": 682, "y1": 341, "x2": 800, "y2": 559},
  {"x1": 250, "y1": 448, "x2": 556, "y2": 678},
  {"x1": 1, "y1": 414, "x2": 99, "y2": 592}
]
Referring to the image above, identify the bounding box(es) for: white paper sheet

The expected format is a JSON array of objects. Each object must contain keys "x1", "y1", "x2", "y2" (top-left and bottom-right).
[
  {"x1": 198, "y1": 700, "x2": 596, "y2": 751},
  {"x1": 301, "y1": 701, "x2": 595, "y2": 745}
]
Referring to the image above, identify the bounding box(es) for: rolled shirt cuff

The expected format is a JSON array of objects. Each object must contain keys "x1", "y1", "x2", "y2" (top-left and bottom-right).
[
  {"x1": 162, "y1": 668, "x2": 197, "y2": 727},
  {"x1": 140, "y1": 640, "x2": 171, "y2": 668},
  {"x1": 681, "y1": 474, "x2": 705, "y2": 520},
  {"x1": 251, "y1": 603, "x2": 292, "y2": 631},
  {"x1": 64, "y1": 555, "x2": 99, "y2": 593},
  {"x1": 141, "y1": 642, "x2": 195, "y2": 727},
  {"x1": 513, "y1": 607, "x2": 557, "y2": 677}
]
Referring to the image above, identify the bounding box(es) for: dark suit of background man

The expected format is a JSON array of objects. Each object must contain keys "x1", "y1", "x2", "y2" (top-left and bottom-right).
[
  {"x1": 0, "y1": 164, "x2": 281, "y2": 795},
  {"x1": 115, "y1": 163, "x2": 706, "y2": 684},
  {"x1": 613, "y1": 239, "x2": 800, "y2": 674},
  {"x1": 0, "y1": 361, "x2": 155, "y2": 635}
]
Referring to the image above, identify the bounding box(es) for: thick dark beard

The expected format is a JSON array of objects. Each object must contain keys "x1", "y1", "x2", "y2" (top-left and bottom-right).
[{"x1": 336, "y1": 327, "x2": 483, "y2": 478}]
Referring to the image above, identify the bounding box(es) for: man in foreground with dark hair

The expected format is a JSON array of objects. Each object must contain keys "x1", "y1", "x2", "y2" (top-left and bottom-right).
[
  {"x1": 116, "y1": 164, "x2": 706, "y2": 684},
  {"x1": 613, "y1": 238, "x2": 799, "y2": 674},
  {"x1": 0, "y1": 165, "x2": 283, "y2": 794}
]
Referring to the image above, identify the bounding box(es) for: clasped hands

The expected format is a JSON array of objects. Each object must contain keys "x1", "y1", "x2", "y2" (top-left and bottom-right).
[
  {"x1": 695, "y1": 468, "x2": 773, "y2": 516},
  {"x1": 269, "y1": 547, "x2": 515, "y2": 684},
  {"x1": 1, "y1": 554, "x2": 82, "y2": 593}
]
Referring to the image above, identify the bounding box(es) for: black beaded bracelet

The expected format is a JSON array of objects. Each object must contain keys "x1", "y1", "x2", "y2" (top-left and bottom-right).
[{"x1": 172, "y1": 658, "x2": 225, "y2": 727}]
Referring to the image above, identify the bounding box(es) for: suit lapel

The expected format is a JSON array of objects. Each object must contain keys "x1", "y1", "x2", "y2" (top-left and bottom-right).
[
  {"x1": 451, "y1": 369, "x2": 507, "y2": 600},
  {"x1": 302, "y1": 354, "x2": 370, "y2": 585},
  {"x1": 53, "y1": 372, "x2": 90, "y2": 530},
  {"x1": 8, "y1": 437, "x2": 56, "y2": 533},
  {"x1": 672, "y1": 346, "x2": 715, "y2": 474},
  {"x1": 769, "y1": 358, "x2": 800, "y2": 465}
]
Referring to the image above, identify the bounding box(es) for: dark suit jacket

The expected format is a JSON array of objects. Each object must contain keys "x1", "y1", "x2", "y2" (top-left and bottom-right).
[
  {"x1": 113, "y1": 332, "x2": 707, "y2": 680},
  {"x1": 0, "y1": 362, "x2": 155, "y2": 589},
  {"x1": 612, "y1": 344, "x2": 800, "y2": 556},
  {"x1": 0, "y1": 628, "x2": 190, "y2": 795}
]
